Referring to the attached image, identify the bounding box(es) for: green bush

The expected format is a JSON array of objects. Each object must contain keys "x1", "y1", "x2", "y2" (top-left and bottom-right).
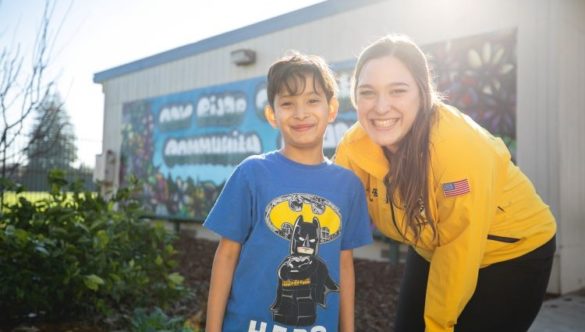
[
  {"x1": 0, "y1": 170, "x2": 186, "y2": 326},
  {"x1": 130, "y1": 307, "x2": 195, "y2": 332}
]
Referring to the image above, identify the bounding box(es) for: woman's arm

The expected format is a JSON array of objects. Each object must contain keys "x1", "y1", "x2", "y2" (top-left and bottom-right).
[
  {"x1": 206, "y1": 237, "x2": 241, "y2": 332},
  {"x1": 339, "y1": 249, "x2": 355, "y2": 332},
  {"x1": 423, "y1": 119, "x2": 502, "y2": 332}
]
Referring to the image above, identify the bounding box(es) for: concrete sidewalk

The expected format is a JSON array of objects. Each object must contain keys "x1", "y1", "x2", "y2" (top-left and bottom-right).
[{"x1": 529, "y1": 290, "x2": 585, "y2": 332}]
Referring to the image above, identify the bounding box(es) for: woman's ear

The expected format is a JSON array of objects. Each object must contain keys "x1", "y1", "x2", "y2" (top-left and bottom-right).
[
  {"x1": 328, "y1": 97, "x2": 339, "y2": 123},
  {"x1": 264, "y1": 105, "x2": 277, "y2": 128}
]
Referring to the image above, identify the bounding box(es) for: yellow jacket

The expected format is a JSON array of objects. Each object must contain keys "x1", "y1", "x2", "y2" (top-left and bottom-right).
[{"x1": 335, "y1": 105, "x2": 556, "y2": 332}]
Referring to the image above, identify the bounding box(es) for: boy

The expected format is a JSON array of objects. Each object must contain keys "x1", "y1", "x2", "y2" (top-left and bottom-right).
[{"x1": 204, "y1": 52, "x2": 372, "y2": 332}]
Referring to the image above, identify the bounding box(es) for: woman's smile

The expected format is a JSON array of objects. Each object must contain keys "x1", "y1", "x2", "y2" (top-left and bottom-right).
[{"x1": 371, "y1": 118, "x2": 400, "y2": 129}]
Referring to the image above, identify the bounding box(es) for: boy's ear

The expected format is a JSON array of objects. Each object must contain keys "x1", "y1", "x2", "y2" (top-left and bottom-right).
[
  {"x1": 328, "y1": 97, "x2": 339, "y2": 123},
  {"x1": 264, "y1": 105, "x2": 277, "y2": 128}
]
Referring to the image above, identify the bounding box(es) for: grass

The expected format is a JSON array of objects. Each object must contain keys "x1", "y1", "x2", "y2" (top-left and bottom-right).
[
  {"x1": 1, "y1": 191, "x2": 97, "y2": 211},
  {"x1": 2, "y1": 191, "x2": 55, "y2": 205}
]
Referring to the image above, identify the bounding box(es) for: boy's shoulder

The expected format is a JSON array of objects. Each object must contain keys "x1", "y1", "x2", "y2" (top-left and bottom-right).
[
  {"x1": 325, "y1": 160, "x2": 351, "y2": 173},
  {"x1": 238, "y1": 151, "x2": 277, "y2": 168},
  {"x1": 233, "y1": 151, "x2": 280, "y2": 176},
  {"x1": 326, "y1": 162, "x2": 364, "y2": 185}
]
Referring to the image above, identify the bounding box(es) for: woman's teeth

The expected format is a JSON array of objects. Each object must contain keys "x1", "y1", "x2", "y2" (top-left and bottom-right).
[{"x1": 372, "y1": 118, "x2": 398, "y2": 128}]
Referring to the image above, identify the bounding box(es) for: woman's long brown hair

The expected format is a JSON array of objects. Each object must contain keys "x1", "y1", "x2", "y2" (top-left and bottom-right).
[{"x1": 351, "y1": 35, "x2": 441, "y2": 242}]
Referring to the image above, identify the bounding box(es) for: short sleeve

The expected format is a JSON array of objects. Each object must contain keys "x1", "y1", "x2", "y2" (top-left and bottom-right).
[
  {"x1": 341, "y1": 177, "x2": 373, "y2": 250},
  {"x1": 203, "y1": 165, "x2": 253, "y2": 243}
]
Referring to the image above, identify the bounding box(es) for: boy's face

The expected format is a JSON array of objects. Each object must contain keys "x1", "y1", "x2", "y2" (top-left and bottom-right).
[{"x1": 265, "y1": 73, "x2": 338, "y2": 154}]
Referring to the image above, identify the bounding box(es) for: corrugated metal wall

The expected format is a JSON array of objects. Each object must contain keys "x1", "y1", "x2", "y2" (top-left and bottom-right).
[
  {"x1": 97, "y1": 0, "x2": 585, "y2": 293},
  {"x1": 515, "y1": 0, "x2": 563, "y2": 293},
  {"x1": 556, "y1": 0, "x2": 585, "y2": 294}
]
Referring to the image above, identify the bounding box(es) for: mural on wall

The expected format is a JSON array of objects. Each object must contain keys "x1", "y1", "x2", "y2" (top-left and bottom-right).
[
  {"x1": 425, "y1": 29, "x2": 517, "y2": 156},
  {"x1": 120, "y1": 29, "x2": 516, "y2": 221},
  {"x1": 120, "y1": 74, "x2": 356, "y2": 220}
]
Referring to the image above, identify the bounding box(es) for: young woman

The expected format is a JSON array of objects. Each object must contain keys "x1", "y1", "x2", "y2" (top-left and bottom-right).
[{"x1": 335, "y1": 35, "x2": 556, "y2": 332}]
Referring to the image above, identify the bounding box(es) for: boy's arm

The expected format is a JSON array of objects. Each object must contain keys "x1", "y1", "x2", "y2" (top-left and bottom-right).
[
  {"x1": 339, "y1": 249, "x2": 355, "y2": 332},
  {"x1": 206, "y1": 237, "x2": 242, "y2": 332}
]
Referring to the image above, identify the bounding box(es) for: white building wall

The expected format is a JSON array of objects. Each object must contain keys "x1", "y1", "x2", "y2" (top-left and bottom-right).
[
  {"x1": 515, "y1": 0, "x2": 563, "y2": 292},
  {"x1": 556, "y1": 0, "x2": 585, "y2": 294},
  {"x1": 100, "y1": 86, "x2": 123, "y2": 188},
  {"x1": 97, "y1": 0, "x2": 585, "y2": 293}
]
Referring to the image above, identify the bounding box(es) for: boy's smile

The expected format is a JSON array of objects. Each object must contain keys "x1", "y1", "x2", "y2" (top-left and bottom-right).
[
  {"x1": 265, "y1": 73, "x2": 338, "y2": 164},
  {"x1": 290, "y1": 124, "x2": 315, "y2": 132}
]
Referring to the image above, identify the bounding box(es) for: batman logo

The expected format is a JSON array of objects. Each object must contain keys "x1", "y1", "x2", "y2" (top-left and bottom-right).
[{"x1": 264, "y1": 193, "x2": 341, "y2": 243}]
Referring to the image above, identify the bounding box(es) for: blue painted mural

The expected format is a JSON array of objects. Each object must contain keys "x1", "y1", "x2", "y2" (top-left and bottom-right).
[{"x1": 120, "y1": 67, "x2": 356, "y2": 220}]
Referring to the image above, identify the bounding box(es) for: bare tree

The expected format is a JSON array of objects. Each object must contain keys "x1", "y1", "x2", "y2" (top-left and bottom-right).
[{"x1": 0, "y1": 1, "x2": 62, "y2": 204}]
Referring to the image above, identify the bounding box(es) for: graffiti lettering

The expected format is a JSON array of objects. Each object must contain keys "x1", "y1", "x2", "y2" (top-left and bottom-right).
[
  {"x1": 158, "y1": 104, "x2": 193, "y2": 130},
  {"x1": 163, "y1": 131, "x2": 262, "y2": 166},
  {"x1": 196, "y1": 93, "x2": 247, "y2": 127},
  {"x1": 159, "y1": 104, "x2": 193, "y2": 123}
]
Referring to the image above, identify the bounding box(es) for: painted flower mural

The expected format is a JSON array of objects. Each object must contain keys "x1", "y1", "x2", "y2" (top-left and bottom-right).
[{"x1": 425, "y1": 29, "x2": 517, "y2": 157}]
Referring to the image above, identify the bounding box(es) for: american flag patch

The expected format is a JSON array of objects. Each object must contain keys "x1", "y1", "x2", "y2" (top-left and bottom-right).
[{"x1": 442, "y1": 179, "x2": 470, "y2": 197}]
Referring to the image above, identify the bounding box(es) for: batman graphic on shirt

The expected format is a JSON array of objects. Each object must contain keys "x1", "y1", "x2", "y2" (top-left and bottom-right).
[{"x1": 265, "y1": 194, "x2": 341, "y2": 327}]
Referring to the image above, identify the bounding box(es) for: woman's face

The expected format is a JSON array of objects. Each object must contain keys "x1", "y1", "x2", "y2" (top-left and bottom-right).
[{"x1": 355, "y1": 56, "x2": 421, "y2": 152}]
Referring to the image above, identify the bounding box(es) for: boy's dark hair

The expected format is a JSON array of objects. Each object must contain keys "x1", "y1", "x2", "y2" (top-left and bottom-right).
[{"x1": 266, "y1": 51, "x2": 338, "y2": 109}]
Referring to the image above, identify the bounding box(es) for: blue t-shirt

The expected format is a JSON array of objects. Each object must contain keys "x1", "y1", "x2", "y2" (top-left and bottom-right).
[{"x1": 204, "y1": 151, "x2": 373, "y2": 332}]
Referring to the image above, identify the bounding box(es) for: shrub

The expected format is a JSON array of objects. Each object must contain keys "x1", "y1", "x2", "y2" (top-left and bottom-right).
[
  {"x1": 129, "y1": 307, "x2": 196, "y2": 332},
  {"x1": 0, "y1": 170, "x2": 186, "y2": 326}
]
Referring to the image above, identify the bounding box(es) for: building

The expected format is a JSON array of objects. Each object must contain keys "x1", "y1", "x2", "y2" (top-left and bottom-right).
[{"x1": 93, "y1": 0, "x2": 585, "y2": 294}]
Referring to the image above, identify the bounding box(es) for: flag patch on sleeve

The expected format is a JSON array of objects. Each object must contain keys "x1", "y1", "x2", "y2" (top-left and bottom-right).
[{"x1": 442, "y1": 179, "x2": 470, "y2": 197}]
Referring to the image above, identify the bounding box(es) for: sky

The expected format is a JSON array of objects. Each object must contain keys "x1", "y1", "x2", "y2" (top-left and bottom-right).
[{"x1": 0, "y1": 0, "x2": 324, "y2": 167}]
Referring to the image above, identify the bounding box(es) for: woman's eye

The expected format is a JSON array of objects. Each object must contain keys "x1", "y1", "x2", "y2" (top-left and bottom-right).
[
  {"x1": 390, "y1": 89, "x2": 406, "y2": 95},
  {"x1": 308, "y1": 99, "x2": 320, "y2": 104}
]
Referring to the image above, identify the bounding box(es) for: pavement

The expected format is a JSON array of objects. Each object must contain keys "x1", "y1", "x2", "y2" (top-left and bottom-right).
[{"x1": 529, "y1": 290, "x2": 585, "y2": 332}]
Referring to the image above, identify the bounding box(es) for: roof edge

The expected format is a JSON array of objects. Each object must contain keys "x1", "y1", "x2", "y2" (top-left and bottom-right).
[{"x1": 93, "y1": 0, "x2": 385, "y2": 83}]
